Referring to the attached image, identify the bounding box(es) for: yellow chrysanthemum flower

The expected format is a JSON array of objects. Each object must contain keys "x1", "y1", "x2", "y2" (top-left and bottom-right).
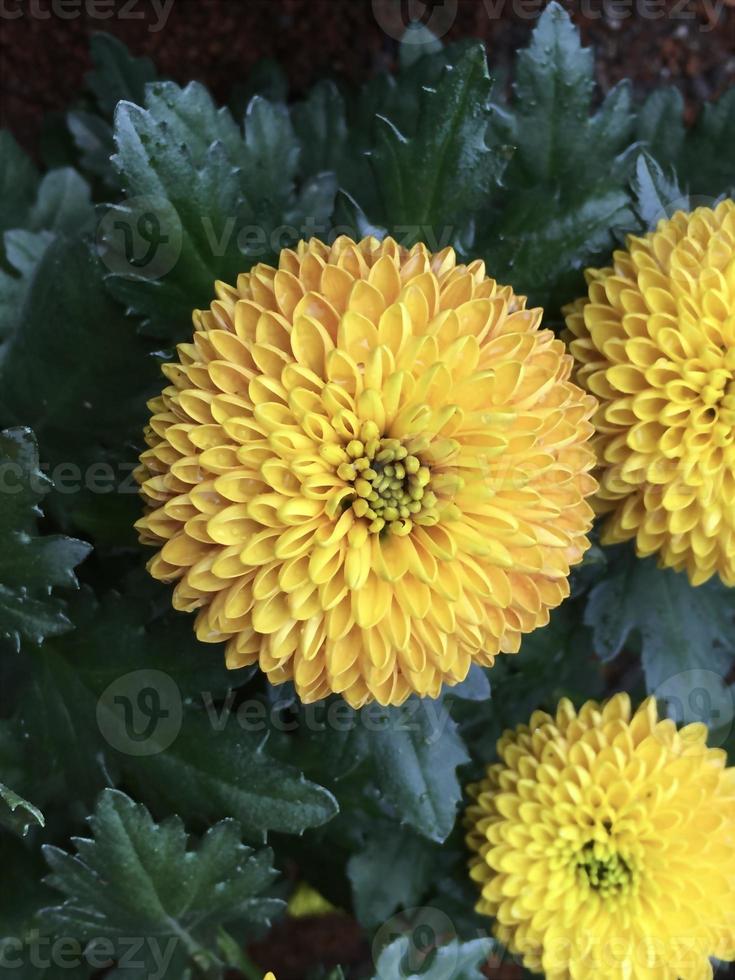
[
  {"x1": 465, "y1": 693, "x2": 735, "y2": 980},
  {"x1": 136, "y1": 236, "x2": 597, "y2": 706},
  {"x1": 564, "y1": 200, "x2": 735, "y2": 586}
]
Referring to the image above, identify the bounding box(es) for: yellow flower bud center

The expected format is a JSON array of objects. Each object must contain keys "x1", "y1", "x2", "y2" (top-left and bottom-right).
[
  {"x1": 338, "y1": 423, "x2": 438, "y2": 536},
  {"x1": 575, "y1": 842, "x2": 636, "y2": 898}
]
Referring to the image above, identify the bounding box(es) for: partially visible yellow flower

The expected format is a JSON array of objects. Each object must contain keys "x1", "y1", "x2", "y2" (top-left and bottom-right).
[
  {"x1": 263, "y1": 974, "x2": 276, "y2": 980},
  {"x1": 465, "y1": 693, "x2": 735, "y2": 979},
  {"x1": 565, "y1": 200, "x2": 735, "y2": 586},
  {"x1": 287, "y1": 881, "x2": 337, "y2": 918},
  {"x1": 136, "y1": 235, "x2": 597, "y2": 706}
]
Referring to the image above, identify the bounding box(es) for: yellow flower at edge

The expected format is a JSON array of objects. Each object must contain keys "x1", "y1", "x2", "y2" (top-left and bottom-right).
[
  {"x1": 564, "y1": 200, "x2": 735, "y2": 586},
  {"x1": 287, "y1": 881, "x2": 338, "y2": 918},
  {"x1": 465, "y1": 693, "x2": 735, "y2": 980},
  {"x1": 263, "y1": 974, "x2": 276, "y2": 980},
  {"x1": 136, "y1": 236, "x2": 597, "y2": 707}
]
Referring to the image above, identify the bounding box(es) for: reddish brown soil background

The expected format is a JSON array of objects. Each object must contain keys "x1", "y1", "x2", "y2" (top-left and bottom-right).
[
  {"x1": 2, "y1": 1, "x2": 734, "y2": 977},
  {"x1": 2, "y1": 0, "x2": 734, "y2": 156}
]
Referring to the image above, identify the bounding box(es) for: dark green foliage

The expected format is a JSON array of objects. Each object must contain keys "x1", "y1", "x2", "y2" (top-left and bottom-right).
[
  {"x1": 0, "y1": 428, "x2": 90, "y2": 653},
  {"x1": 586, "y1": 547, "x2": 735, "y2": 694}
]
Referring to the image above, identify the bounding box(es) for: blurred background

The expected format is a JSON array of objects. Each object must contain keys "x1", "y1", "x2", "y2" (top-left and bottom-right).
[{"x1": 2, "y1": 0, "x2": 734, "y2": 158}]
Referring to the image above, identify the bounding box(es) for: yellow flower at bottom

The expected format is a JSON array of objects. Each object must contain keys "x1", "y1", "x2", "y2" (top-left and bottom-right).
[
  {"x1": 136, "y1": 236, "x2": 597, "y2": 706},
  {"x1": 465, "y1": 693, "x2": 735, "y2": 980},
  {"x1": 263, "y1": 974, "x2": 276, "y2": 980},
  {"x1": 564, "y1": 200, "x2": 735, "y2": 586}
]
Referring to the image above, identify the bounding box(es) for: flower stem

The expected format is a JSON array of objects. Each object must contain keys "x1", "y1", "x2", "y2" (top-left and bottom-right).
[{"x1": 217, "y1": 928, "x2": 263, "y2": 980}]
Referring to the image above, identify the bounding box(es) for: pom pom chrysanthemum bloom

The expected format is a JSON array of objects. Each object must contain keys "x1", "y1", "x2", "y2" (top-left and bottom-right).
[
  {"x1": 465, "y1": 693, "x2": 735, "y2": 980},
  {"x1": 565, "y1": 200, "x2": 735, "y2": 586},
  {"x1": 136, "y1": 236, "x2": 596, "y2": 706}
]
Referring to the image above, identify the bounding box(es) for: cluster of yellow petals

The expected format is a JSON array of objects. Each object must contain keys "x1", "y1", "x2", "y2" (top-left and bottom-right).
[
  {"x1": 136, "y1": 236, "x2": 596, "y2": 707},
  {"x1": 565, "y1": 200, "x2": 735, "y2": 586},
  {"x1": 465, "y1": 693, "x2": 735, "y2": 980}
]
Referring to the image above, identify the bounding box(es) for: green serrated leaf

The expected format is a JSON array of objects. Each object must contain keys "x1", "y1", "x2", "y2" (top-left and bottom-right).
[
  {"x1": 586, "y1": 548, "x2": 735, "y2": 694},
  {"x1": 0, "y1": 168, "x2": 91, "y2": 351},
  {"x1": 54, "y1": 586, "x2": 253, "y2": 702},
  {"x1": 363, "y1": 698, "x2": 469, "y2": 843},
  {"x1": 20, "y1": 644, "x2": 110, "y2": 807},
  {"x1": 42, "y1": 789, "x2": 283, "y2": 977},
  {"x1": 510, "y1": 2, "x2": 596, "y2": 184},
  {"x1": 478, "y1": 3, "x2": 636, "y2": 312},
  {"x1": 292, "y1": 81, "x2": 348, "y2": 178},
  {"x1": 27, "y1": 169, "x2": 93, "y2": 236},
  {"x1": 242, "y1": 95, "x2": 301, "y2": 210},
  {"x1": 0, "y1": 238, "x2": 157, "y2": 458},
  {"x1": 0, "y1": 428, "x2": 91, "y2": 653},
  {"x1": 66, "y1": 110, "x2": 116, "y2": 185},
  {"x1": 636, "y1": 87, "x2": 686, "y2": 165},
  {"x1": 0, "y1": 237, "x2": 159, "y2": 544},
  {"x1": 0, "y1": 782, "x2": 44, "y2": 838},
  {"x1": 372, "y1": 937, "x2": 493, "y2": 980},
  {"x1": 106, "y1": 81, "x2": 261, "y2": 336},
  {"x1": 86, "y1": 33, "x2": 156, "y2": 118},
  {"x1": 482, "y1": 188, "x2": 634, "y2": 313},
  {"x1": 0, "y1": 836, "x2": 59, "y2": 942},
  {"x1": 12, "y1": 585, "x2": 252, "y2": 809},
  {"x1": 348, "y1": 829, "x2": 435, "y2": 928},
  {"x1": 107, "y1": 82, "x2": 335, "y2": 339},
  {"x1": 354, "y1": 44, "x2": 503, "y2": 250},
  {"x1": 229, "y1": 58, "x2": 289, "y2": 121},
  {"x1": 0, "y1": 232, "x2": 52, "y2": 345},
  {"x1": 124, "y1": 709, "x2": 339, "y2": 841},
  {"x1": 679, "y1": 89, "x2": 735, "y2": 197},
  {"x1": 631, "y1": 153, "x2": 685, "y2": 230},
  {"x1": 64, "y1": 35, "x2": 158, "y2": 191}
]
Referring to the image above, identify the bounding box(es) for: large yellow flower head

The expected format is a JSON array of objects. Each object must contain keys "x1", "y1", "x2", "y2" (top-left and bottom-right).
[
  {"x1": 465, "y1": 693, "x2": 735, "y2": 980},
  {"x1": 136, "y1": 236, "x2": 596, "y2": 707},
  {"x1": 565, "y1": 200, "x2": 735, "y2": 586}
]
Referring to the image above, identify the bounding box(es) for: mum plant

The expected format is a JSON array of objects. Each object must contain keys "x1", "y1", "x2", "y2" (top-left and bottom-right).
[{"x1": 0, "y1": 6, "x2": 733, "y2": 980}]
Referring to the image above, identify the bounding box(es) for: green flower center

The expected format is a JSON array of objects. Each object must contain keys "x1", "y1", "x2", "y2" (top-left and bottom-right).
[
  {"x1": 338, "y1": 430, "x2": 439, "y2": 536},
  {"x1": 576, "y1": 842, "x2": 635, "y2": 896}
]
